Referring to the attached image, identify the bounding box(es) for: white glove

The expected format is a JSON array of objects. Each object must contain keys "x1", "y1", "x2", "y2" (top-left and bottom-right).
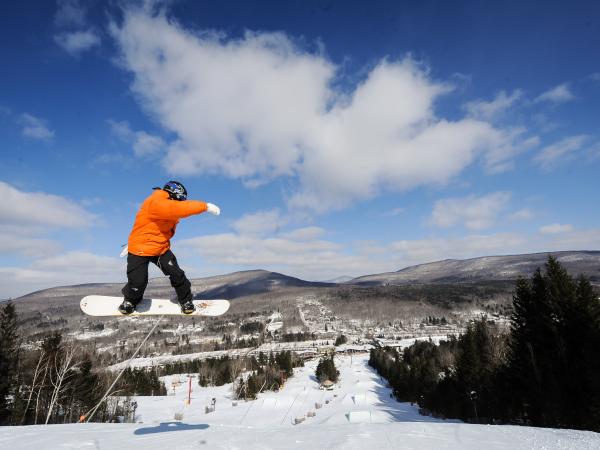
[
  {"x1": 207, "y1": 203, "x2": 221, "y2": 216},
  {"x1": 119, "y1": 245, "x2": 129, "y2": 258}
]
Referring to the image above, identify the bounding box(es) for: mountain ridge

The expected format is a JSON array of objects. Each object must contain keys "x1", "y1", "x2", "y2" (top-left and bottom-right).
[
  {"x1": 348, "y1": 250, "x2": 600, "y2": 285},
  {"x1": 8, "y1": 250, "x2": 600, "y2": 304}
]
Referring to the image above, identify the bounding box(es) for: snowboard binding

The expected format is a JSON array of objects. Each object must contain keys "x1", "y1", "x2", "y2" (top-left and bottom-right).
[{"x1": 118, "y1": 299, "x2": 136, "y2": 315}]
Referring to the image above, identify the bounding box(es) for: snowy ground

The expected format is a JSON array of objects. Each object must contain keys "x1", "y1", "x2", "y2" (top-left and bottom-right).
[{"x1": 2, "y1": 354, "x2": 599, "y2": 449}]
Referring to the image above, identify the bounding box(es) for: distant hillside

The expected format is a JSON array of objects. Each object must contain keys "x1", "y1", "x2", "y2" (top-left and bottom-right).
[
  {"x1": 348, "y1": 251, "x2": 600, "y2": 286},
  {"x1": 11, "y1": 251, "x2": 600, "y2": 321},
  {"x1": 12, "y1": 269, "x2": 334, "y2": 315}
]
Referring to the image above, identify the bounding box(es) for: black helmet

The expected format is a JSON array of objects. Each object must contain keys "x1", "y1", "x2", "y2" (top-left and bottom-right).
[{"x1": 162, "y1": 181, "x2": 187, "y2": 201}]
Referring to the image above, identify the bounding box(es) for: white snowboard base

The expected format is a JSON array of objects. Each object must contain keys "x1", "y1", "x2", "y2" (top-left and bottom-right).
[{"x1": 80, "y1": 295, "x2": 230, "y2": 317}]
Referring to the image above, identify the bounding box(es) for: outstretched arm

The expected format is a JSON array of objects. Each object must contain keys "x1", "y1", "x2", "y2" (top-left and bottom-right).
[{"x1": 147, "y1": 194, "x2": 208, "y2": 220}]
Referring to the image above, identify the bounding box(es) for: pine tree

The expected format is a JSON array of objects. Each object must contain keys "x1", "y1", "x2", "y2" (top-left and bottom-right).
[
  {"x1": 72, "y1": 354, "x2": 101, "y2": 419},
  {"x1": 316, "y1": 356, "x2": 339, "y2": 383},
  {"x1": 0, "y1": 302, "x2": 20, "y2": 425},
  {"x1": 506, "y1": 256, "x2": 600, "y2": 430}
]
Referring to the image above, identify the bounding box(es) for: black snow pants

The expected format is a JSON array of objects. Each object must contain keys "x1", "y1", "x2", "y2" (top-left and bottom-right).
[{"x1": 121, "y1": 250, "x2": 192, "y2": 305}]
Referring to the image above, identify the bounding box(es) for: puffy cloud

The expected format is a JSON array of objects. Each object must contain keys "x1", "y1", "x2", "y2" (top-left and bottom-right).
[
  {"x1": 111, "y1": 6, "x2": 533, "y2": 212},
  {"x1": 54, "y1": 1, "x2": 101, "y2": 56},
  {"x1": 20, "y1": 113, "x2": 55, "y2": 140},
  {"x1": 534, "y1": 83, "x2": 575, "y2": 104},
  {"x1": 0, "y1": 181, "x2": 95, "y2": 228},
  {"x1": 178, "y1": 231, "x2": 368, "y2": 281},
  {"x1": 54, "y1": 30, "x2": 101, "y2": 56},
  {"x1": 533, "y1": 135, "x2": 588, "y2": 169},
  {"x1": 429, "y1": 192, "x2": 512, "y2": 230},
  {"x1": 231, "y1": 209, "x2": 287, "y2": 236}
]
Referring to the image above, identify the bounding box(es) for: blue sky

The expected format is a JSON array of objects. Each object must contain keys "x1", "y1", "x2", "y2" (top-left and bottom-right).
[{"x1": 1, "y1": 0, "x2": 599, "y2": 298}]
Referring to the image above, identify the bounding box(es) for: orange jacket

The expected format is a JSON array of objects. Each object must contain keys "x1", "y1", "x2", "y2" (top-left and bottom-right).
[{"x1": 127, "y1": 189, "x2": 208, "y2": 256}]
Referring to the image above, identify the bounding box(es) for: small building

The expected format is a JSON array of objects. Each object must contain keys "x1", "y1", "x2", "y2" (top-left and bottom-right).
[{"x1": 318, "y1": 345, "x2": 335, "y2": 355}]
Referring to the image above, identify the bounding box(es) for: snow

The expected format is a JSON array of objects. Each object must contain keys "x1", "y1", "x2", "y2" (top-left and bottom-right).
[
  {"x1": 70, "y1": 328, "x2": 118, "y2": 341},
  {"x1": 374, "y1": 335, "x2": 453, "y2": 349},
  {"x1": 2, "y1": 354, "x2": 599, "y2": 449},
  {"x1": 107, "y1": 340, "x2": 341, "y2": 371}
]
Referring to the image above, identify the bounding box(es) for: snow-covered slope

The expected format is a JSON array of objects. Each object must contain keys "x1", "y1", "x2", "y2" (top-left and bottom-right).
[
  {"x1": 349, "y1": 250, "x2": 600, "y2": 285},
  {"x1": 1, "y1": 354, "x2": 598, "y2": 449}
]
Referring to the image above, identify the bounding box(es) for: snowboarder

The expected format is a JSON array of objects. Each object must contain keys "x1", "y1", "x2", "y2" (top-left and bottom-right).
[{"x1": 119, "y1": 181, "x2": 220, "y2": 315}]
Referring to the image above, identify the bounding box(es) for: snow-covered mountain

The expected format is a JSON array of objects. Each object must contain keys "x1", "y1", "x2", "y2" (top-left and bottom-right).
[
  {"x1": 348, "y1": 250, "x2": 600, "y2": 286},
  {"x1": 11, "y1": 269, "x2": 334, "y2": 317},
  {"x1": 1, "y1": 354, "x2": 598, "y2": 449}
]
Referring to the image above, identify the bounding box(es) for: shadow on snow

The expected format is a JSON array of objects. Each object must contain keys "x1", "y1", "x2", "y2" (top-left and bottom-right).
[{"x1": 134, "y1": 422, "x2": 209, "y2": 435}]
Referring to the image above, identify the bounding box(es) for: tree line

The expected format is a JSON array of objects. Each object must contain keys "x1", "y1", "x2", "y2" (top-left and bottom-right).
[
  {"x1": 0, "y1": 303, "x2": 169, "y2": 425},
  {"x1": 369, "y1": 257, "x2": 600, "y2": 431},
  {"x1": 235, "y1": 351, "x2": 303, "y2": 400},
  {"x1": 0, "y1": 305, "x2": 309, "y2": 425}
]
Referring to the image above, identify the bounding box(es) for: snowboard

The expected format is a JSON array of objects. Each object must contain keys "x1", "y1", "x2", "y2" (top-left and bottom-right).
[{"x1": 80, "y1": 295, "x2": 230, "y2": 317}]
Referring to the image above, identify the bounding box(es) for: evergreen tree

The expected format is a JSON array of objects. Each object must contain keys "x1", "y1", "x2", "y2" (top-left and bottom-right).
[
  {"x1": 316, "y1": 356, "x2": 339, "y2": 383},
  {"x1": 258, "y1": 352, "x2": 267, "y2": 366},
  {"x1": 275, "y1": 351, "x2": 293, "y2": 378},
  {"x1": 506, "y1": 257, "x2": 600, "y2": 430},
  {"x1": 0, "y1": 302, "x2": 20, "y2": 425},
  {"x1": 334, "y1": 335, "x2": 348, "y2": 346},
  {"x1": 71, "y1": 354, "x2": 101, "y2": 419}
]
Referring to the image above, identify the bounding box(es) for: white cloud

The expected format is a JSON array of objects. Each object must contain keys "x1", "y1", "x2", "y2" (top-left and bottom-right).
[
  {"x1": 53, "y1": 0, "x2": 101, "y2": 56},
  {"x1": 390, "y1": 233, "x2": 528, "y2": 265},
  {"x1": 0, "y1": 251, "x2": 124, "y2": 298},
  {"x1": 534, "y1": 83, "x2": 575, "y2": 104},
  {"x1": 0, "y1": 232, "x2": 61, "y2": 258},
  {"x1": 0, "y1": 181, "x2": 95, "y2": 228},
  {"x1": 464, "y1": 90, "x2": 522, "y2": 120},
  {"x1": 231, "y1": 210, "x2": 287, "y2": 236},
  {"x1": 20, "y1": 113, "x2": 55, "y2": 140},
  {"x1": 508, "y1": 208, "x2": 534, "y2": 221},
  {"x1": 540, "y1": 223, "x2": 574, "y2": 234},
  {"x1": 108, "y1": 119, "x2": 133, "y2": 140},
  {"x1": 111, "y1": 7, "x2": 533, "y2": 212},
  {"x1": 178, "y1": 231, "x2": 368, "y2": 280},
  {"x1": 3, "y1": 221, "x2": 599, "y2": 298},
  {"x1": 108, "y1": 119, "x2": 165, "y2": 157},
  {"x1": 54, "y1": 30, "x2": 101, "y2": 56},
  {"x1": 533, "y1": 135, "x2": 588, "y2": 169},
  {"x1": 279, "y1": 226, "x2": 326, "y2": 241},
  {"x1": 178, "y1": 222, "x2": 600, "y2": 284},
  {"x1": 390, "y1": 228, "x2": 600, "y2": 269},
  {"x1": 54, "y1": 0, "x2": 87, "y2": 27},
  {"x1": 133, "y1": 131, "x2": 165, "y2": 157},
  {"x1": 429, "y1": 192, "x2": 512, "y2": 230},
  {"x1": 481, "y1": 129, "x2": 539, "y2": 174}
]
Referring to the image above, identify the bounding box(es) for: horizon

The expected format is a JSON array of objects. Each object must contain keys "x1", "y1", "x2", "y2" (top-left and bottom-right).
[
  {"x1": 1, "y1": 0, "x2": 600, "y2": 298},
  {"x1": 6, "y1": 248, "x2": 599, "y2": 300}
]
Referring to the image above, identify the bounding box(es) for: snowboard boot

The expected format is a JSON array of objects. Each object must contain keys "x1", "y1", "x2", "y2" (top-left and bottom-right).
[
  {"x1": 118, "y1": 299, "x2": 136, "y2": 315},
  {"x1": 179, "y1": 299, "x2": 195, "y2": 314}
]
